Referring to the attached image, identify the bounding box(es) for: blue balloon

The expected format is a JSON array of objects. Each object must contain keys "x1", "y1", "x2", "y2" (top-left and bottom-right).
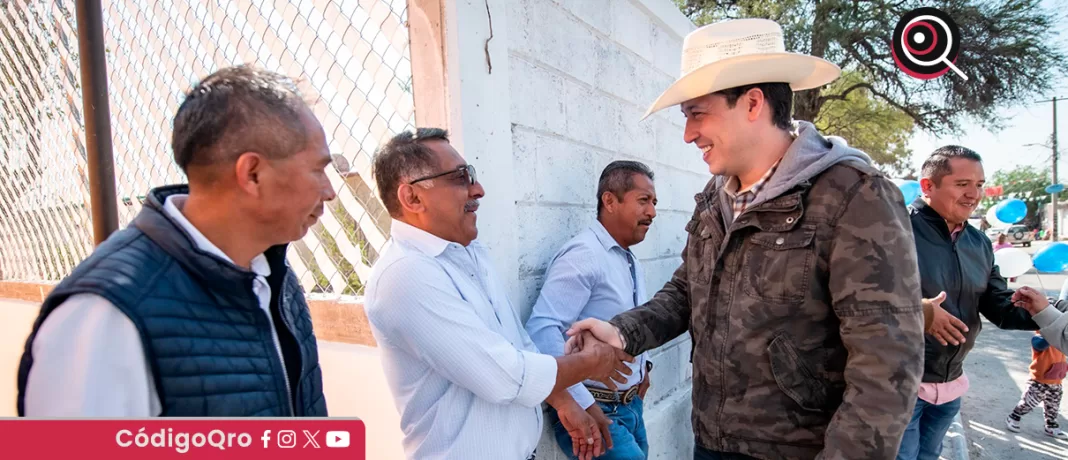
[
  {"x1": 994, "y1": 198, "x2": 1028, "y2": 224},
  {"x1": 1033, "y1": 242, "x2": 1068, "y2": 273},
  {"x1": 1047, "y1": 183, "x2": 1065, "y2": 194},
  {"x1": 895, "y1": 180, "x2": 921, "y2": 205}
]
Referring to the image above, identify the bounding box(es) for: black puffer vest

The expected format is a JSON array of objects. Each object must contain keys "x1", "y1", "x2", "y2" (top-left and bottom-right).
[{"x1": 17, "y1": 185, "x2": 327, "y2": 416}]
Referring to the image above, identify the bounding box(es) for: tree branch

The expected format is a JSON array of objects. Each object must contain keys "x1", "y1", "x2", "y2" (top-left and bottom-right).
[
  {"x1": 818, "y1": 82, "x2": 873, "y2": 104},
  {"x1": 864, "y1": 85, "x2": 926, "y2": 128}
]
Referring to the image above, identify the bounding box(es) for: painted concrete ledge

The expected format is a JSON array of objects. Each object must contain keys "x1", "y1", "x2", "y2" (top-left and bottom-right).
[
  {"x1": 0, "y1": 280, "x2": 377, "y2": 346},
  {"x1": 943, "y1": 412, "x2": 971, "y2": 460}
]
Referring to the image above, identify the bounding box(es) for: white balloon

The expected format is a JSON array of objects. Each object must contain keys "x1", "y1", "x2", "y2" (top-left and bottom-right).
[
  {"x1": 994, "y1": 247, "x2": 1033, "y2": 278},
  {"x1": 986, "y1": 206, "x2": 1009, "y2": 228}
]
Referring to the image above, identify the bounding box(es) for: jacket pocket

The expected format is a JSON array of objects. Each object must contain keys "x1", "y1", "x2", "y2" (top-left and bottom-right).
[
  {"x1": 1045, "y1": 362, "x2": 1068, "y2": 381},
  {"x1": 767, "y1": 333, "x2": 838, "y2": 413},
  {"x1": 742, "y1": 227, "x2": 816, "y2": 303},
  {"x1": 684, "y1": 218, "x2": 717, "y2": 284}
]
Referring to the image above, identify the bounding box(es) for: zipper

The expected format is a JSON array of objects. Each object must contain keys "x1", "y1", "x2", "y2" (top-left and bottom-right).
[
  {"x1": 945, "y1": 233, "x2": 964, "y2": 383},
  {"x1": 274, "y1": 276, "x2": 297, "y2": 416},
  {"x1": 714, "y1": 237, "x2": 740, "y2": 450}
]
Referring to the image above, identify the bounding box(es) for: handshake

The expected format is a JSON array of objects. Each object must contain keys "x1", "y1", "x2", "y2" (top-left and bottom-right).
[
  {"x1": 565, "y1": 319, "x2": 635, "y2": 390},
  {"x1": 549, "y1": 319, "x2": 643, "y2": 460}
]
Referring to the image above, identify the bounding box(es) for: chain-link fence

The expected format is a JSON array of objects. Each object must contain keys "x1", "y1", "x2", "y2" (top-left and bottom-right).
[{"x1": 0, "y1": 0, "x2": 413, "y2": 298}]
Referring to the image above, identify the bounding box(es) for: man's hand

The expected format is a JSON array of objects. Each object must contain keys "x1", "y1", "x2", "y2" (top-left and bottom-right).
[
  {"x1": 1013, "y1": 286, "x2": 1050, "y2": 315},
  {"x1": 576, "y1": 332, "x2": 634, "y2": 390},
  {"x1": 548, "y1": 395, "x2": 602, "y2": 460},
  {"x1": 566, "y1": 318, "x2": 625, "y2": 353},
  {"x1": 924, "y1": 291, "x2": 969, "y2": 346},
  {"x1": 637, "y1": 369, "x2": 651, "y2": 399},
  {"x1": 586, "y1": 404, "x2": 613, "y2": 455}
]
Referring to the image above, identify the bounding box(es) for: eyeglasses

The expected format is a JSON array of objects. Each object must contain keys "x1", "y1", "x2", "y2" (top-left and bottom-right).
[{"x1": 409, "y1": 164, "x2": 478, "y2": 186}]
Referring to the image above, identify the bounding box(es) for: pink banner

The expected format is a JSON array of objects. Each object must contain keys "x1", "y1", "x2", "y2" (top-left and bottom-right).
[{"x1": 0, "y1": 418, "x2": 365, "y2": 459}]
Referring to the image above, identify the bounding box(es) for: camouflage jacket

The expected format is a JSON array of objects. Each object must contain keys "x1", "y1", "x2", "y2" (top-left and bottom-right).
[{"x1": 610, "y1": 160, "x2": 925, "y2": 460}]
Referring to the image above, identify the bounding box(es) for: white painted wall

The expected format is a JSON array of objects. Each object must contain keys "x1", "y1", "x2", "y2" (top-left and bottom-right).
[{"x1": 444, "y1": 1, "x2": 705, "y2": 458}]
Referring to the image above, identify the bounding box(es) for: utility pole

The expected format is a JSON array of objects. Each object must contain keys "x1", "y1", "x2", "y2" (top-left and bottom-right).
[
  {"x1": 1037, "y1": 96, "x2": 1063, "y2": 241},
  {"x1": 75, "y1": 0, "x2": 118, "y2": 245}
]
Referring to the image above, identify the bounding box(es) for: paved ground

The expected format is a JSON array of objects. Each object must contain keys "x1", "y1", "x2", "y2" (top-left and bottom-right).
[{"x1": 959, "y1": 241, "x2": 1068, "y2": 459}]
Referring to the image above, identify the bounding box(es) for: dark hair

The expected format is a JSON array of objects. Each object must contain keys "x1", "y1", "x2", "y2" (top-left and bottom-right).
[
  {"x1": 597, "y1": 160, "x2": 655, "y2": 216},
  {"x1": 921, "y1": 145, "x2": 983, "y2": 185},
  {"x1": 172, "y1": 65, "x2": 310, "y2": 177},
  {"x1": 717, "y1": 82, "x2": 793, "y2": 130},
  {"x1": 372, "y1": 128, "x2": 450, "y2": 217}
]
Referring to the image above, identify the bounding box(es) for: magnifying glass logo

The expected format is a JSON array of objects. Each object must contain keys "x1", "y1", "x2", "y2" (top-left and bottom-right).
[{"x1": 892, "y1": 8, "x2": 967, "y2": 81}]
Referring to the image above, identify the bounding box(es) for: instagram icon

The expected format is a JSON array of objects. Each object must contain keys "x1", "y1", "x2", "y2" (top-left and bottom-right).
[{"x1": 277, "y1": 430, "x2": 297, "y2": 449}]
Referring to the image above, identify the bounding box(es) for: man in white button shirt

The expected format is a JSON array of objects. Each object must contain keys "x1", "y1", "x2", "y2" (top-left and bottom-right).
[
  {"x1": 365, "y1": 128, "x2": 636, "y2": 460},
  {"x1": 16, "y1": 65, "x2": 335, "y2": 417}
]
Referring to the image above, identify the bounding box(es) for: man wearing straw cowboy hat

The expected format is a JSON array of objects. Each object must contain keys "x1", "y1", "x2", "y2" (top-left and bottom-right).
[{"x1": 566, "y1": 18, "x2": 925, "y2": 459}]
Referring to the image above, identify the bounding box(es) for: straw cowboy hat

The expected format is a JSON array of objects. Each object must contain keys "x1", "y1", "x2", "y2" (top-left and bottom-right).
[{"x1": 642, "y1": 18, "x2": 841, "y2": 120}]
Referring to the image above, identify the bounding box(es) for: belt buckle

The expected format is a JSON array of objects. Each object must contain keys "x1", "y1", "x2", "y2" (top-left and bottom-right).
[{"x1": 621, "y1": 386, "x2": 637, "y2": 405}]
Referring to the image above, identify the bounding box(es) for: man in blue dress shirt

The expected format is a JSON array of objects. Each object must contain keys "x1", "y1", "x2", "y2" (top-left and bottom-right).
[{"x1": 527, "y1": 161, "x2": 658, "y2": 460}]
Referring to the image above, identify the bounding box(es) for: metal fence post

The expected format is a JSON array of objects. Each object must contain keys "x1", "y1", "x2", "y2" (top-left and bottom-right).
[{"x1": 75, "y1": 0, "x2": 118, "y2": 245}]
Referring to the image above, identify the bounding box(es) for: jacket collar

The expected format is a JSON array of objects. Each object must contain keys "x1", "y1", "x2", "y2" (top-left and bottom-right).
[
  {"x1": 912, "y1": 198, "x2": 969, "y2": 239},
  {"x1": 131, "y1": 185, "x2": 289, "y2": 301},
  {"x1": 161, "y1": 193, "x2": 272, "y2": 278}
]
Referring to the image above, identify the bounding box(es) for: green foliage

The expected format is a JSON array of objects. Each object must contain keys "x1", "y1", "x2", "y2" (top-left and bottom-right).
[
  {"x1": 816, "y1": 71, "x2": 916, "y2": 176},
  {"x1": 308, "y1": 202, "x2": 367, "y2": 296}
]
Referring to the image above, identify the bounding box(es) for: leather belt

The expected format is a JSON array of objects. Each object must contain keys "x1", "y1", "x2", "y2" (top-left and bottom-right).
[
  {"x1": 585, "y1": 360, "x2": 652, "y2": 405},
  {"x1": 587, "y1": 385, "x2": 640, "y2": 405}
]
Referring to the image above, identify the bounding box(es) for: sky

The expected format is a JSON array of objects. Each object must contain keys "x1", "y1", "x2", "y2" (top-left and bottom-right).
[{"x1": 906, "y1": 0, "x2": 1068, "y2": 180}]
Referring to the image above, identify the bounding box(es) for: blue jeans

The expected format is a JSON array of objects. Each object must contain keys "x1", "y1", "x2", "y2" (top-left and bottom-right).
[
  {"x1": 896, "y1": 397, "x2": 962, "y2": 460},
  {"x1": 551, "y1": 397, "x2": 648, "y2": 460}
]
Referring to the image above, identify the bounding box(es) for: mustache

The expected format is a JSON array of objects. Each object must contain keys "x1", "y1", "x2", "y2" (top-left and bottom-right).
[
  {"x1": 638, "y1": 219, "x2": 653, "y2": 226},
  {"x1": 464, "y1": 200, "x2": 480, "y2": 212}
]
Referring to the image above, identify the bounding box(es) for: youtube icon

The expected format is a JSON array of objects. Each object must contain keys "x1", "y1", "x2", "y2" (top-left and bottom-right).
[{"x1": 326, "y1": 431, "x2": 350, "y2": 448}]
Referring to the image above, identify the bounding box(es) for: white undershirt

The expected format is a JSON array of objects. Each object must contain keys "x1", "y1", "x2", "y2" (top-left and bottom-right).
[{"x1": 23, "y1": 195, "x2": 284, "y2": 416}]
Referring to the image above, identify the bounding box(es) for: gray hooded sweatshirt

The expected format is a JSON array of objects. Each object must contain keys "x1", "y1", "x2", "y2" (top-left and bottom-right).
[{"x1": 715, "y1": 121, "x2": 874, "y2": 221}]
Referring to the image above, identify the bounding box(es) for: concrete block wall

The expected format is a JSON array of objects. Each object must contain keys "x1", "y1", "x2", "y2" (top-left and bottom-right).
[{"x1": 502, "y1": 0, "x2": 703, "y2": 458}]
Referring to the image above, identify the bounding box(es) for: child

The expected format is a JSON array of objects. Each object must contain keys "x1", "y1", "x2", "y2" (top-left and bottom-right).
[
  {"x1": 1006, "y1": 332, "x2": 1068, "y2": 439},
  {"x1": 993, "y1": 233, "x2": 1018, "y2": 281},
  {"x1": 993, "y1": 233, "x2": 1013, "y2": 252}
]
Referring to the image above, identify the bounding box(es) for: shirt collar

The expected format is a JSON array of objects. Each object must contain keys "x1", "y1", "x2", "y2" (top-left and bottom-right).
[
  {"x1": 724, "y1": 158, "x2": 782, "y2": 198},
  {"x1": 590, "y1": 220, "x2": 623, "y2": 252},
  {"x1": 162, "y1": 194, "x2": 271, "y2": 277},
  {"x1": 389, "y1": 219, "x2": 455, "y2": 257},
  {"x1": 949, "y1": 223, "x2": 965, "y2": 241}
]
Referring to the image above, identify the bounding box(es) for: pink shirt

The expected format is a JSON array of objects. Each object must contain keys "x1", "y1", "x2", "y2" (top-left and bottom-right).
[
  {"x1": 918, "y1": 374, "x2": 970, "y2": 405},
  {"x1": 993, "y1": 242, "x2": 1013, "y2": 251},
  {"x1": 917, "y1": 224, "x2": 970, "y2": 405}
]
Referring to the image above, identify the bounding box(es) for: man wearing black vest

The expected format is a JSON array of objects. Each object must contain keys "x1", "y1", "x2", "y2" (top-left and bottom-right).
[{"x1": 16, "y1": 65, "x2": 334, "y2": 416}]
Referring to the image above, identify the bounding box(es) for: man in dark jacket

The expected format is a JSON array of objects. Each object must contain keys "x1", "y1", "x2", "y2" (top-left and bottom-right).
[
  {"x1": 897, "y1": 146, "x2": 1048, "y2": 459},
  {"x1": 568, "y1": 18, "x2": 926, "y2": 460},
  {"x1": 17, "y1": 65, "x2": 334, "y2": 416}
]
